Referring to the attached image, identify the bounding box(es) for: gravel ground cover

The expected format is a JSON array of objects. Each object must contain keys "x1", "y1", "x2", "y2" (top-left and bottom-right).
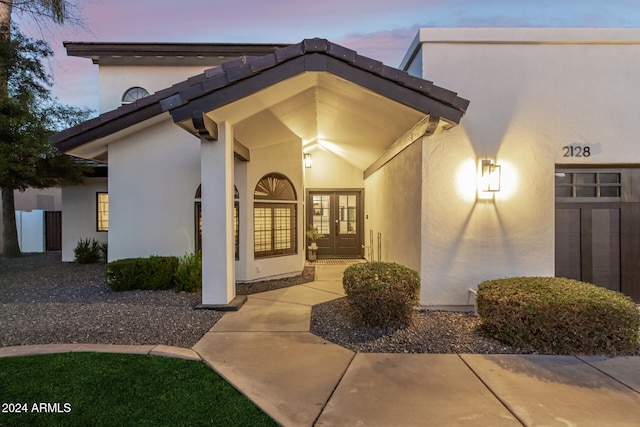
[
  {"x1": 311, "y1": 298, "x2": 520, "y2": 354},
  {"x1": 0, "y1": 252, "x2": 222, "y2": 348},
  {"x1": 3, "y1": 253, "x2": 637, "y2": 355}
]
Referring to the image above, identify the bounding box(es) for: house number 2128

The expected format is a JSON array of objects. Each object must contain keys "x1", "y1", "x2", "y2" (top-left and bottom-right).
[{"x1": 563, "y1": 145, "x2": 591, "y2": 157}]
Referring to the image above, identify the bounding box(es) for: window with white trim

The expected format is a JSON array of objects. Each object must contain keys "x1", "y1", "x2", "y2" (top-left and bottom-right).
[
  {"x1": 254, "y1": 173, "x2": 297, "y2": 258},
  {"x1": 97, "y1": 192, "x2": 109, "y2": 232}
]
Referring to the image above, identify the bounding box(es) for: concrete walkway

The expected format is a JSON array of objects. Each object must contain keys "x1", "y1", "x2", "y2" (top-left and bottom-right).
[
  {"x1": 2, "y1": 264, "x2": 640, "y2": 426},
  {"x1": 192, "y1": 265, "x2": 640, "y2": 427}
]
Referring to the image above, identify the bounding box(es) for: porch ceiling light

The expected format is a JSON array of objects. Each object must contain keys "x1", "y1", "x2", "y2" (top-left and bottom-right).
[
  {"x1": 481, "y1": 160, "x2": 501, "y2": 192},
  {"x1": 304, "y1": 152, "x2": 312, "y2": 168}
]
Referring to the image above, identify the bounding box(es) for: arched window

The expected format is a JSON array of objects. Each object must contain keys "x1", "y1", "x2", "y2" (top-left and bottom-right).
[
  {"x1": 195, "y1": 184, "x2": 239, "y2": 260},
  {"x1": 254, "y1": 173, "x2": 297, "y2": 258},
  {"x1": 122, "y1": 87, "x2": 150, "y2": 104}
]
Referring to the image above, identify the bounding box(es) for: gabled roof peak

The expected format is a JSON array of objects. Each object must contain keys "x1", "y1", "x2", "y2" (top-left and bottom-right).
[{"x1": 52, "y1": 38, "x2": 469, "y2": 154}]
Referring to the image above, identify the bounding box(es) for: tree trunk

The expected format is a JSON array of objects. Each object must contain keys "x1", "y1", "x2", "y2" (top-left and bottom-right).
[
  {"x1": 0, "y1": 0, "x2": 12, "y2": 30},
  {"x1": 1, "y1": 187, "x2": 20, "y2": 257},
  {"x1": 0, "y1": 0, "x2": 11, "y2": 103},
  {"x1": 0, "y1": 1, "x2": 12, "y2": 257}
]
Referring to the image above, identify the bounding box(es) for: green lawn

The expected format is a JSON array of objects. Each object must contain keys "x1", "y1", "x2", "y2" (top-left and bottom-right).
[{"x1": 0, "y1": 352, "x2": 276, "y2": 426}]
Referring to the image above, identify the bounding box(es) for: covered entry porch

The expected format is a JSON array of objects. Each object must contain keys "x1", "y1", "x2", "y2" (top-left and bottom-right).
[
  {"x1": 168, "y1": 39, "x2": 468, "y2": 306},
  {"x1": 52, "y1": 38, "x2": 468, "y2": 308}
]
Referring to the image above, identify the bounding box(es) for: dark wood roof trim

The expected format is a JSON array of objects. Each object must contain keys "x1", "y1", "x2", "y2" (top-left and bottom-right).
[
  {"x1": 52, "y1": 38, "x2": 469, "y2": 153},
  {"x1": 64, "y1": 42, "x2": 290, "y2": 61},
  {"x1": 192, "y1": 111, "x2": 218, "y2": 141}
]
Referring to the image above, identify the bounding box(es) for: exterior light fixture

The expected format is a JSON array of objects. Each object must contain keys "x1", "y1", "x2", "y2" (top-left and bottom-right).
[
  {"x1": 304, "y1": 153, "x2": 312, "y2": 168},
  {"x1": 481, "y1": 160, "x2": 501, "y2": 192}
]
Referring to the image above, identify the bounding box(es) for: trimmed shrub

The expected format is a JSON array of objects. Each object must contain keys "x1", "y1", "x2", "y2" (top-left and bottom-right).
[
  {"x1": 107, "y1": 256, "x2": 179, "y2": 291},
  {"x1": 174, "y1": 252, "x2": 202, "y2": 293},
  {"x1": 74, "y1": 238, "x2": 103, "y2": 264},
  {"x1": 477, "y1": 277, "x2": 640, "y2": 355},
  {"x1": 343, "y1": 262, "x2": 420, "y2": 328}
]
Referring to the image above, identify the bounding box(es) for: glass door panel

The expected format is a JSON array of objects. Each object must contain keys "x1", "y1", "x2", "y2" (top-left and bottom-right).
[
  {"x1": 338, "y1": 195, "x2": 357, "y2": 235},
  {"x1": 312, "y1": 195, "x2": 331, "y2": 235}
]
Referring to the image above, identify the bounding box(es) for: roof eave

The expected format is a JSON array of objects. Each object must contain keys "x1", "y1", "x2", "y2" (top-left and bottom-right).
[{"x1": 52, "y1": 38, "x2": 469, "y2": 155}]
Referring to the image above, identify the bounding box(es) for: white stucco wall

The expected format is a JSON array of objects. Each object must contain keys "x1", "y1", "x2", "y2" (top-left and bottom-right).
[
  {"x1": 61, "y1": 177, "x2": 108, "y2": 261},
  {"x1": 99, "y1": 66, "x2": 208, "y2": 113},
  {"x1": 108, "y1": 117, "x2": 201, "y2": 261},
  {"x1": 65, "y1": 55, "x2": 313, "y2": 287},
  {"x1": 406, "y1": 28, "x2": 640, "y2": 309},
  {"x1": 102, "y1": 116, "x2": 305, "y2": 282},
  {"x1": 364, "y1": 141, "x2": 422, "y2": 270},
  {"x1": 236, "y1": 139, "x2": 305, "y2": 282}
]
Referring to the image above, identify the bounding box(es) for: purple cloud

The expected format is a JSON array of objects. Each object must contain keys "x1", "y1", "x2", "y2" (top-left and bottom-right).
[{"x1": 12, "y1": 0, "x2": 640, "y2": 110}]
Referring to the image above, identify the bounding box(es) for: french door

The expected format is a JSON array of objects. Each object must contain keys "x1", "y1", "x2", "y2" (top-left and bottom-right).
[{"x1": 307, "y1": 190, "x2": 363, "y2": 258}]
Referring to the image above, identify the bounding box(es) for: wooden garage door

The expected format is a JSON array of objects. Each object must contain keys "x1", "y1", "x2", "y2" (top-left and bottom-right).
[
  {"x1": 555, "y1": 206, "x2": 620, "y2": 291},
  {"x1": 555, "y1": 168, "x2": 640, "y2": 301}
]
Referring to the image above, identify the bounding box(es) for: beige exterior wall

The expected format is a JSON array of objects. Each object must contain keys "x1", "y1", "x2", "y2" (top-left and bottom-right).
[
  {"x1": 404, "y1": 28, "x2": 640, "y2": 309},
  {"x1": 364, "y1": 141, "x2": 422, "y2": 271},
  {"x1": 304, "y1": 147, "x2": 364, "y2": 189},
  {"x1": 61, "y1": 177, "x2": 108, "y2": 261}
]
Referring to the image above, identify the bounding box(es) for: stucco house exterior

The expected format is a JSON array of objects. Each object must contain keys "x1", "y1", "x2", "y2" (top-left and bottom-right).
[{"x1": 52, "y1": 28, "x2": 640, "y2": 309}]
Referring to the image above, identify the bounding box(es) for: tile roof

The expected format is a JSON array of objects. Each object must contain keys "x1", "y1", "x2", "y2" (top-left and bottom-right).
[{"x1": 51, "y1": 38, "x2": 469, "y2": 153}]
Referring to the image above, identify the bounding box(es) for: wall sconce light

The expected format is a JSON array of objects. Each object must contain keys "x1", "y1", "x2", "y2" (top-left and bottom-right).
[
  {"x1": 304, "y1": 152, "x2": 312, "y2": 168},
  {"x1": 481, "y1": 160, "x2": 501, "y2": 192}
]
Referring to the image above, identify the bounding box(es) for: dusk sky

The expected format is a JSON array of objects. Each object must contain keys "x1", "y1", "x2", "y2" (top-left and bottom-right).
[{"x1": 15, "y1": 0, "x2": 640, "y2": 114}]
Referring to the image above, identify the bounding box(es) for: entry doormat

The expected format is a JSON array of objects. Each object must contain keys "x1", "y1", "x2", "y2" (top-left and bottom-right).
[{"x1": 309, "y1": 258, "x2": 366, "y2": 265}]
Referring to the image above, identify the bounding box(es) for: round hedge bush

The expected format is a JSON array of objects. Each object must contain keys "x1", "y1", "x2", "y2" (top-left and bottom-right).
[
  {"x1": 342, "y1": 262, "x2": 420, "y2": 328},
  {"x1": 477, "y1": 277, "x2": 640, "y2": 355}
]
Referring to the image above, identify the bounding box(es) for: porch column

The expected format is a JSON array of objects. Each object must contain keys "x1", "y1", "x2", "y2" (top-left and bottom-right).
[{"x1": 200, "y1": 120, "x2": 235, "y2": 304}]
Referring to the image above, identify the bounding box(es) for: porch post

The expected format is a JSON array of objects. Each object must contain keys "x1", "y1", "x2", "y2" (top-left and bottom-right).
[{"x1": 200, "y1": 120, "x2": 235, "y2": 304}]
